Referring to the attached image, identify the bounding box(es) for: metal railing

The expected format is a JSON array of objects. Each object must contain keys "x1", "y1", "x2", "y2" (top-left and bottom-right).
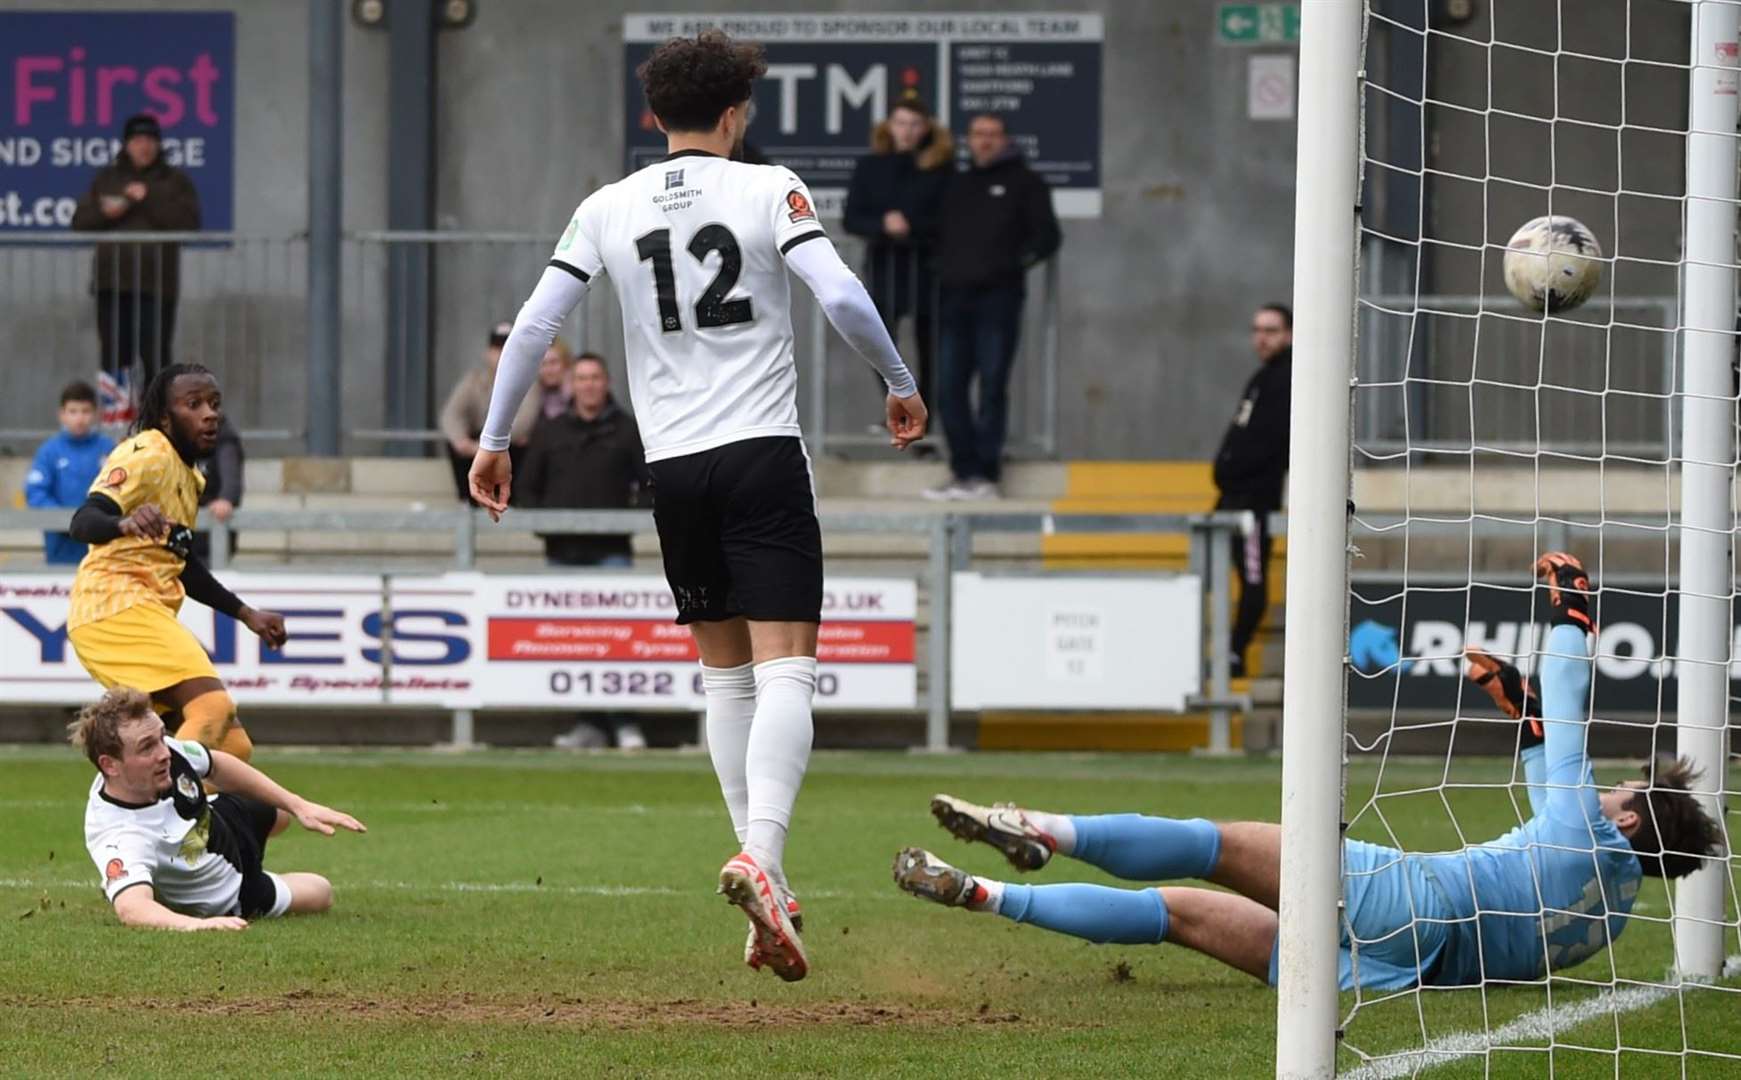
[
  {"x1": 0, "y1": 507, "x2": 1251, "y2": 752},
  {"x1": 1, "y1": 232, "x2": 1061, "y2": 464},
  {"x1": 1356, "y1": 294, "x2": 1682, "y2": 461}
]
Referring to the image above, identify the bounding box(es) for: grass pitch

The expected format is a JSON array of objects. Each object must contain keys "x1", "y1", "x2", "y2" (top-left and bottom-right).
[{"x1": 1, "y1": 747, "x2": 1735, "y2": 1078}]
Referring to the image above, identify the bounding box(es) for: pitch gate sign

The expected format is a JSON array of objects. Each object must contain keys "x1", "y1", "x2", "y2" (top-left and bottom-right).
[
  {"x1": 623, "y1": 13, "x2": 1103, "y2": 217},
  {"x1": 1348, "y1": 576, "x2": 1741, "y2": 715},
  {"x1": 0, "y1": 573, "x2": 916, "y2": 711}
]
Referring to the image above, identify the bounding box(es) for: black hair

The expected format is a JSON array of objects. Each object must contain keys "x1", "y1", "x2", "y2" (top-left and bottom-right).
[
  {"x1": 1626, "y1": 756, "x2": 1724, "y2": 879},
  {"x1": 1258, "y1": 303, "x2": 1293, "y2": 330},
  {"x1": 59, "y1": 380, "x2": 97, "y2": 407},
  {"x1": 637, "y1": 30, "x2": 767, "y2": 133},
  {"x1": 131, "y1": 362, "x2": 216, "y2": 437}
]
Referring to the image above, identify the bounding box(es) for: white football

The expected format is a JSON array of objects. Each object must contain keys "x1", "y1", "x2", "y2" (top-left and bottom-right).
[{"x1": 1502, "y1": 215, "x2": 1603, "y2": 313}]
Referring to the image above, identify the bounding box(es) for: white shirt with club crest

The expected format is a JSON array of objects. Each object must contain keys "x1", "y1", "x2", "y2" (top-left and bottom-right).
[{"x1": 83, "y1": 737, "x2": 241, "y2": 915}]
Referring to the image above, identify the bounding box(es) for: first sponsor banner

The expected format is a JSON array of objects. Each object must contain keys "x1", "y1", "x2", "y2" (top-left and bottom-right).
[
  {"x1": 0, "y1": 572, "x2": 915, "y2": 711},
  {"x1": 623, "y1": 13, "x2": 1102, "y2": 217},
  {"x1": 0, "y1": 11, "x2": 235, "y2": 232},
  {"x1": 1348, "y1": 577, "x2": 1741, "y2": 715}
]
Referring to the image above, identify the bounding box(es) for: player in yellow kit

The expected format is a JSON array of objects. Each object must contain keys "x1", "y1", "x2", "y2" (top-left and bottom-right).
[{"x1": 67, "y1": 363, "x2": 287, "y2": 762}]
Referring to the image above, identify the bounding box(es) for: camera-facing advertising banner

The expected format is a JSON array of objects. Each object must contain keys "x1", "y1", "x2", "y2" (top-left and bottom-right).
[
  {"x1": 0, "y1": 11, "x2": 234, "y2": 232},
  {"x1": 1348, "y1": 577, "x2": 1740, "y2": 716},
  {"x1": 0, "y1": 572, "x2": 916, "y2": 711}
]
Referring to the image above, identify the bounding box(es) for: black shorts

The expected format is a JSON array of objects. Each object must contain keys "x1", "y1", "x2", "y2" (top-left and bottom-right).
[
  {"x1": 647, "y1": 436, "x2": 823, "y2": 624},
  {"x1": 209, "y1": 793, "x2": 280, "y2": 918}
]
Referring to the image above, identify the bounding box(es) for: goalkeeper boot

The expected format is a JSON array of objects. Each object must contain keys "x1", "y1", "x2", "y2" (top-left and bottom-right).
[
  {"x1": 930, "y1": 794, "x2": 1055, "y2": 872},
  {"x1": 1535, "y1": 551, "x2": 1595, "y2": 632},
  {"x1": 718, "y1": 853, "x2": 808, "y2": 983},
  {"x1": 744, "y1": 886, "x2": 803, "y2": 970},
  {"x1": 892, "y1": 847, "x2": 979, "y2": 907}
]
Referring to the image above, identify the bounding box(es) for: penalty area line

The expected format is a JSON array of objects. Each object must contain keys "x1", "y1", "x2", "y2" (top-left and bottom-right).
[{"x1": 1341, "y1": 957, "x2": 1741, "y2": 1080}]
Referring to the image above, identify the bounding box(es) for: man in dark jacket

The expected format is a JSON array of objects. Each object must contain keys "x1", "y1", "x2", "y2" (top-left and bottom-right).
[
  {"x1": 927, "y1": 114, "x2": 1062, "y2": 500},
  {"x1": 520, "y1": 354, "x2": 647, "y2": 567},
  {"x1": 193, "y1": 417, "x2": 244, "y2": 565},
  {"x1": 1213, "y1": 303, "x2": 1293, "y2": 678},
  {"x1": 71, "y1": 114, "x2": 202, "y2": 393},
  {"x1": 843, "y1": 98, "x2": 953, "y2": 409}
]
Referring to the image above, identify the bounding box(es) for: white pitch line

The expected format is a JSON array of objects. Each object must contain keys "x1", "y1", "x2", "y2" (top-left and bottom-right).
[
  {"x1": 0, "y1": 877, "x2": 886, "y2": 902},
  {"x1": 1342, "y1": 958, "x2": 1741, "y2": 1080}
]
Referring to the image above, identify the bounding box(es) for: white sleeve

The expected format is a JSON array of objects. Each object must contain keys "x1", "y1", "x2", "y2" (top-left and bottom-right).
[
  {"x1": 479, "y1": 265, "x2": 591, "y2": 451},
  {"x1": 164, "y1": 736, "x2": 211, "y2": 778},
  {"x1": 92, "y1": 832, "x2": 156, "y2": 903},
  {"x1": 783, "y1": 234, "x2": 918, "y2": 398}
]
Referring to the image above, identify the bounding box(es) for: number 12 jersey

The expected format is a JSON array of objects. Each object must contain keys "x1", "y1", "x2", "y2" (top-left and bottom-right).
[{"x1": 550, "y1": 149, "x2": 828, "y2": 464}]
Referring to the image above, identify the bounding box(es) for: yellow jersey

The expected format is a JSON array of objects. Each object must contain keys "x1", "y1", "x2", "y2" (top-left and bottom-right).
[{"x1": 68, "y1": 428, "x2": 205, "y2": 631}]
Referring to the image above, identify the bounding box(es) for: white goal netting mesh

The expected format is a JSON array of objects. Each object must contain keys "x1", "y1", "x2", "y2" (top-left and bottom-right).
[{"x1": 1340, "y1": 1, "x2": 1740, "y2": 1074}]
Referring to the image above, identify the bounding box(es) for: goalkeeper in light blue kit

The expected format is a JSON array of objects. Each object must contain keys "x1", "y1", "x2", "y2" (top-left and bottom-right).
[{"x1": 893, "y1": 553, "x2": 1723, "y2": 989}]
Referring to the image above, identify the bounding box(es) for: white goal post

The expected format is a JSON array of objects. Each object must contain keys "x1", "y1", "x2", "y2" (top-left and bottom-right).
[{"x1": 1280, "y1": 2, "x2": 1738, "y2": 1077}]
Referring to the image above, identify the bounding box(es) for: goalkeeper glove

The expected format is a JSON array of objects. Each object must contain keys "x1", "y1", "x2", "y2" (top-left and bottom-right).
[
  {"x1": 1534, "y1": 551, "x2": 1595, "y2": 633},
  {"x1": 1465, "y1": 646, "x2": 1543, "y2": 748}
]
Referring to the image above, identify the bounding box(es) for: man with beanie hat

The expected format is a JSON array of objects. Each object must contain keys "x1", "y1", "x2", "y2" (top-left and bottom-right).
[
  {"x1": 72, "y1": 113, "x2": 203, "y2": 394},
  {"x1": 438, "y1": 320, "x2": 543, "y2": 502}
]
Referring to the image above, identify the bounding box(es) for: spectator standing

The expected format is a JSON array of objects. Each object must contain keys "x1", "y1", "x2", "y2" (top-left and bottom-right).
[
  {"x1": 927, "y1": 114, "x2": 1061, "y2": 501},
  {"x1": 192, "y1": 416, "x2": 244, "y2": 565},
  {"x1": 520, "y1": 354, "x2": 646, "y2": 567},
  {"x1": 522, "y1": 354, "x2": 650, "y2": 751},
  {"x1": 1213, "y1": 303, "x2": 1293, "y2": 678},
  {"x1": 24, "y1": 382, "x2": 115, "y2": 565},
  {"x1": 71, "y1": 114, "x2": 202, "y2": 394},
  {"x1": 536, "y1": 340, "x2": 575, "y2": 421},
  {"x1": 843, "y1": 97, "x2": 952, "y2": 412},
  {"x1": 439, "y1": 321, "x2": 541, "y2": 502}
]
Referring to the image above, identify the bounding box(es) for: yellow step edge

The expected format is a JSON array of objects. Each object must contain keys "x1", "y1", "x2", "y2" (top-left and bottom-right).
[{"x1": 978, "y1": 711, "x2": 1244, "y2": 752}]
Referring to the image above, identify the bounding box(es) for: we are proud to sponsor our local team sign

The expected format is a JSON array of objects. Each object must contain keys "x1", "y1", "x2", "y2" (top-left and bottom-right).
[
  {"x1": 623, "y1": 13, "x2": 1103, "y2": 217},
  {"x1": 0, "y1": 11, "x2": 235, "y2": 232},
  {"x1": 0, "y1": 573, "x2": 916, "y2": 711}
]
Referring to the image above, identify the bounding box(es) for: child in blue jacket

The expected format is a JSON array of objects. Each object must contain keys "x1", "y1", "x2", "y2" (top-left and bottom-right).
[{"x1": 24, "y1": 381, "x2": 115, "y2": 564}]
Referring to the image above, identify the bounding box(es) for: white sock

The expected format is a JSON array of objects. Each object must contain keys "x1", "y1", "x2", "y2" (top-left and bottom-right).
[
  {"x1": 743, "y1": 656, "x2": 817, "y2": 880},
  {"x1": 971, "y1": 877, "x2": 1005, "y2": 914},
  {"x1": 1024, "y1": 809, "x2": 1077, "y2": 855},
  {"x1": 701, "y1": 662, "x2": 757, "y2": 845}
]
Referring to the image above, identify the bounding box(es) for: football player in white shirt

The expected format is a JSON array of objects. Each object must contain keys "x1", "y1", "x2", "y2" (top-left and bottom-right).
[
  {"x1": 469, "y1": 30, "x2": 926, "y2": 982},
  {"x1": 74, "y1": 686, "x2": 365, "y2": 930}
]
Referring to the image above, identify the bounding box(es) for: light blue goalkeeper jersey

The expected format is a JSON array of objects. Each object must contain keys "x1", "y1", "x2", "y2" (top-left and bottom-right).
[{"x1": 1414, "y1": 623, "x2": 1643, "y2": 984}]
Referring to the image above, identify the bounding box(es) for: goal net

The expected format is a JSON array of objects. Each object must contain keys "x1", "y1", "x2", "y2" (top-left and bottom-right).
[{"x1": 1284, "y1": 1, "x2": 1741, "y2": 1075}]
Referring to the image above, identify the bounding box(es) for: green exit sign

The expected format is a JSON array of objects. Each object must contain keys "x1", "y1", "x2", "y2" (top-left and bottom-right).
[{"x1": 1217, "y1": 2, "x2": 1301, "y2": 45}]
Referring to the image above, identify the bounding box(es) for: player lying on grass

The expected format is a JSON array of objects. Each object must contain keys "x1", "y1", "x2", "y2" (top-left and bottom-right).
[
  {"x1": 73, "y1": 686, "x2": 365, "y2": 931},
  {"x1": 894, "y1": 553, "x2": 1723, "y2": 989},
  {"x1": 66, "y1": 363, "x2": 288, "y2": 763}
]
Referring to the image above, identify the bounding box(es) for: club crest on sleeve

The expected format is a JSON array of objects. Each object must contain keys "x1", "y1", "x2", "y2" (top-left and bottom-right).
[
  {"x1": 105, "y1": 858, "x2": 125, "y2": 882},
  {"x1": 102, "y1": 467, "x2": 127, "y2": 489},
  {"x1": 786, "y1": 190, "x2": 815, "y2": 223},
  {"x1": 176, "y1": 773, "x2": 199, "y2": 801}
]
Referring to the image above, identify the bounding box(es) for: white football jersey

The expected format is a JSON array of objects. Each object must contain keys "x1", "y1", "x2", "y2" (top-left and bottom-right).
[
  {"x1": 550, "y1": 150, "x2": 827, "y2": 463},
  {"x1": 83, "y1": 737, "x2": 241, "y2": 916}
]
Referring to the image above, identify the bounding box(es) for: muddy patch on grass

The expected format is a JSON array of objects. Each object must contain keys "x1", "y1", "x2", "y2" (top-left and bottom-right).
[{"x1": 3, "y1": 993, "x2": 1024, "y2": 1030}]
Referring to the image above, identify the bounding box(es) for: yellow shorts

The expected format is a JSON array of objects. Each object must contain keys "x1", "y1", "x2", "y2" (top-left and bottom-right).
[{"x1": 69, "y1": 602, "x2": 219, "y2": 694}]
